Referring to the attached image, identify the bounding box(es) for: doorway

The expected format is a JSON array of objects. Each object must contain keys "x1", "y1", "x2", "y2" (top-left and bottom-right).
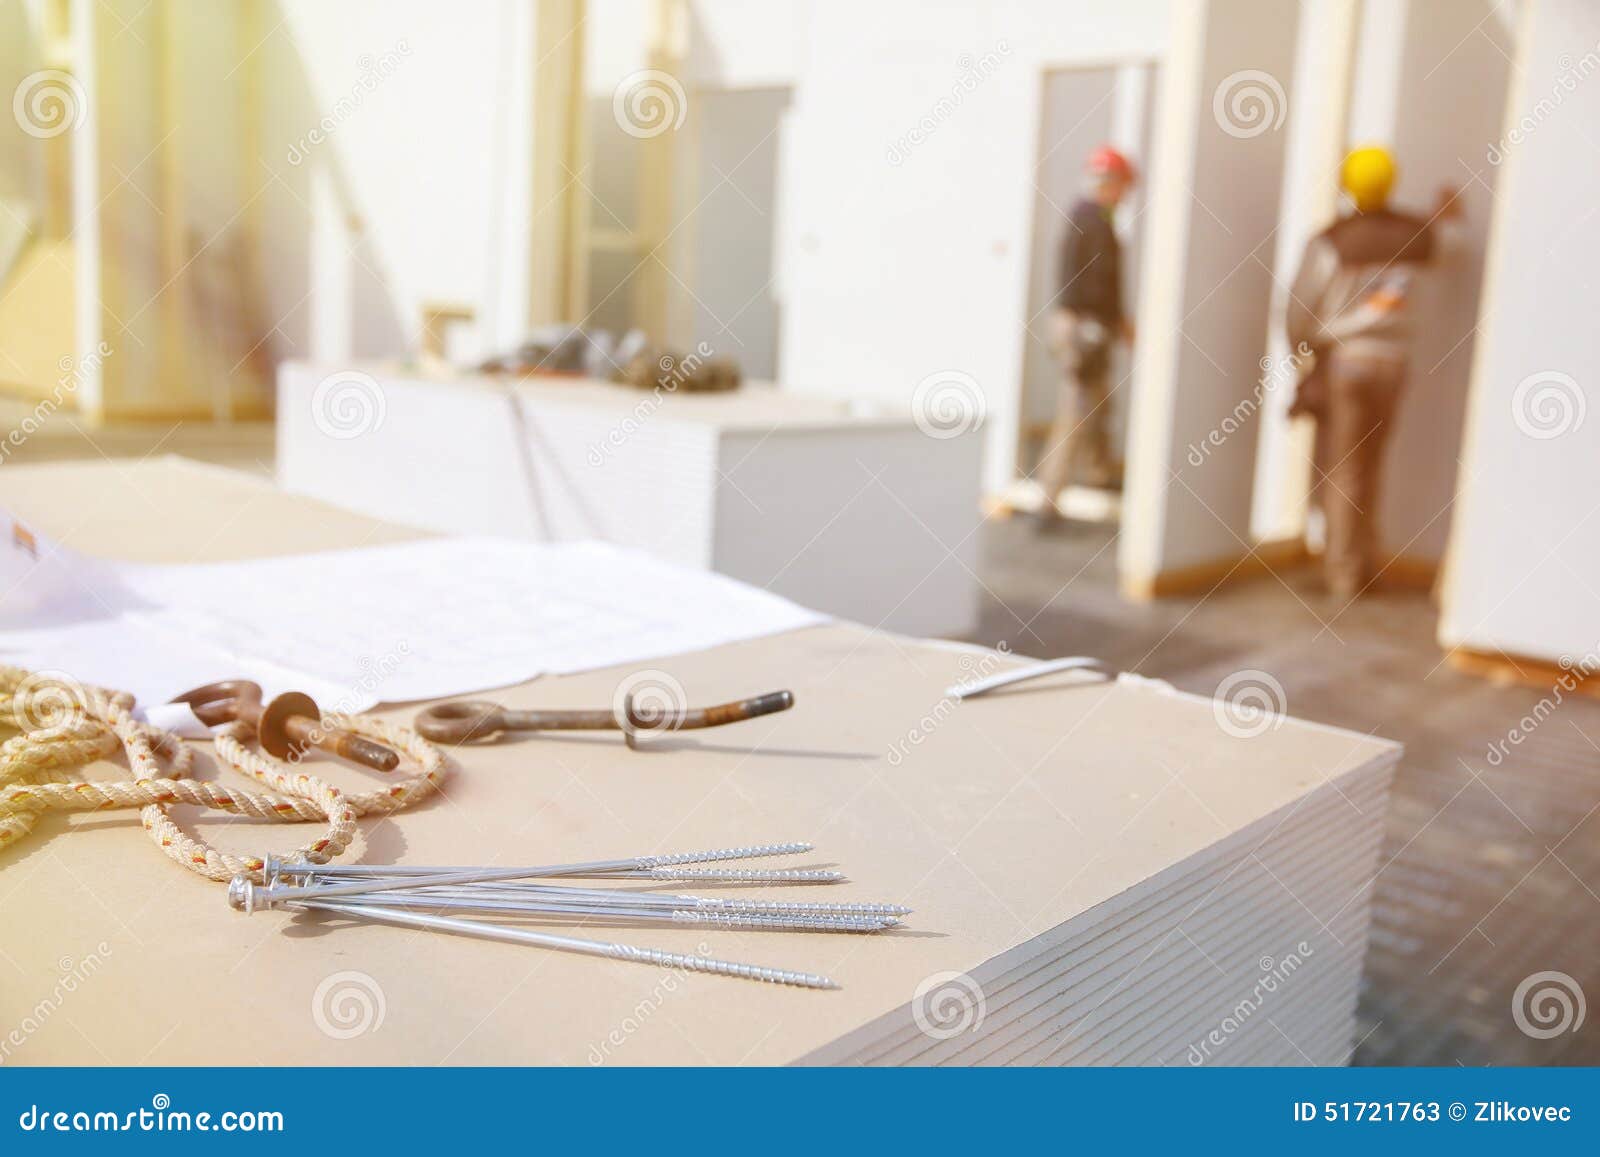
[
  {"x1": 1016, "y1": 62, "x2": 1158, "y2": 522},
  {"x1": 677, "y1": 86, "x2": 789, "y2": 381},
  {"x1": 576, "y1": 81, "x2": 790, "y2": 384}
]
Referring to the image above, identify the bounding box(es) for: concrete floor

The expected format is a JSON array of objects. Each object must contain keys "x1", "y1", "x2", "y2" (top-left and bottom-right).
[
  {"x1": 7, "y1": 411, "x2": 1596, "y2": 1066},
  {"x1": 978, "y1": 515, "x2": 1600, "y2": 1066}
]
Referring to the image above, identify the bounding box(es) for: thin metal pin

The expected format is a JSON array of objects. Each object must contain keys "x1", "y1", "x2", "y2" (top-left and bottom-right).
[
  {"x1": 261, "y1": 853, "x2": 838, "y2": 902},
  {"x1": 617, "y1": 867, "x2": 846, "y2": 883},
  {"x1": 311, "y1": 879, "x2": 914, "y2": 919},
  {"x1": 281, "y1": 898, "x2": 839, "y2": 988},
  {"x1": 948, "y1": 655, "x2": 1109, "y2": 700},
  {"x1": 266, "y1": 889, "x2": 896, "y2": 932},
  {"x1": 265, "y1": 843, "x2": 815, "y2": 886}
]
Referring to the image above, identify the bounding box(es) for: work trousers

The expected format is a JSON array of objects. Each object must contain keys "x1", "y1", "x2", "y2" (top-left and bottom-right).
[
  {"x1": 1316, "y1": 353, "x2": 1406, "y2": 599},
  {"x1": 1037, "y1": 310, "x2": 1114, "y2": 506}
]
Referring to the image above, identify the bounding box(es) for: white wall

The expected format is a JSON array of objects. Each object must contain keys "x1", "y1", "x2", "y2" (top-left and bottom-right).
[
  {"x1": 584, "y1": 0, "x2": 805, "y2": 93},
  {"x1": 1440, "y1": 0, "x2": 1600, "y2": 663},
  {"x1": 585, "y1": 0, "x2": 657, "y2": 92},
  {"x1": 1120, "y1": 0, "x2": 1300, "y2": 583},
  {"x1": 246, "y1": 0, "x2": 807, "y2": 375},
  {"x1": 681, "y1": 0, "x2": 805, "y2": 90},
  {"x1": 1251, "y1": 0, "x2": 1511, "y2": 560},
  {"x1": 1249, "y1": 0, "x2": 1359, "y2": 544},
  {"x1": 23, "y1": 0, "x2": 544, "y2": 415},
  {"x1": 1310, "y1": 0, "x2": 1511, "y2": 566},
  {"x1": 256, "y1": 0, "x2": 543, "y2": 365},
  {"x1": 1369, "y1": 0, "x2": 1509, "y2": 564},
  {"x1": 578, "y1": 1, "x2": 1172, "y2": 487},
  {"x1": 772, "y1": 0, "x2": 1173, "y2": 492}
]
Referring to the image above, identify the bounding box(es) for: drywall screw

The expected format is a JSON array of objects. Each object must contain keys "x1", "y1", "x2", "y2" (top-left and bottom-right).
[
  {"x1": 269, "y1": 895, "x2": 839, "y2": 989},
  {"x1": 611, "y1": 867, "x2": 845, "y2": 883},
  {"x1": 264, "y1": 842, "x2": 816, "y2": 886},
  {"x1": 262, "y1": 850, "x2": 833, "y2": 898},
  {"x1": 254, "y1": 887, "x2": 895, "y2": 932},
  {"x1": 363, "y1": 881, "x2": 912, "y2": 919}
]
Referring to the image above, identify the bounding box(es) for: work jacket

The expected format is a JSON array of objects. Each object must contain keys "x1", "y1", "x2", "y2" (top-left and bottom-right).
[
  {"x1": 1286, "y1": 208, "x2": 1437, "y2": 366},
  {"x1": 1055, "y1": 199, "x2": 1123, "y2": 327}
]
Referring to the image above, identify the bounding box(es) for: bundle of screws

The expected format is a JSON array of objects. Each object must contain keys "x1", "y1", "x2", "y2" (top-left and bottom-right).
[{"x1": 228, "y1": 843, "x2": 908, "y2": 990}]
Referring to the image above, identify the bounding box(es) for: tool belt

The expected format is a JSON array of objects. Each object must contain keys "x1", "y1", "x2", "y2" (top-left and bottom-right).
[
  {"x1": 1289, "y1": 349, "x2": 1329, "y2": 421},
  {"x1": 1069, "y1": 314, "x2": 1113, "y2": 381}
]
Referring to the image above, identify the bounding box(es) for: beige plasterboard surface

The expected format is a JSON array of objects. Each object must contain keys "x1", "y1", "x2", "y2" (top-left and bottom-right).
[
  {"x1": 829, "y1": 772, "x2": 1388, "y2": 1064},
  {"x1": 0, "y1": 458, "x2": 1399, "y2": 1064}
]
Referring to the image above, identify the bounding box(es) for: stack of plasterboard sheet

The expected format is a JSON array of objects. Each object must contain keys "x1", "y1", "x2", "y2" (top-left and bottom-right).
[
  {"x1": 804, "y1": 754, "x2": 1394, "y2": 1066},
  {"x1": 0, "y1": 459, "x2": 1404, "y2": 1067}
]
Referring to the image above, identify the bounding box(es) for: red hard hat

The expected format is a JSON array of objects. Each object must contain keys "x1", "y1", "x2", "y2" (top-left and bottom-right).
[{"x1": 1086, "y1": 144, "x2": 1135, "y2": 182}]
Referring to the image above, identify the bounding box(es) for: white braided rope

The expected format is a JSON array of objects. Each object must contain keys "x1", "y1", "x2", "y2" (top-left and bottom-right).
[{"x1": 0, "y1": 666, "x2": 448, "y2": 882}]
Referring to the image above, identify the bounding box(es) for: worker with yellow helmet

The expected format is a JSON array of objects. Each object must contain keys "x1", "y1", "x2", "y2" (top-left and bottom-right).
[
  {"x1": 1341, "y1": 145, "x2": 1399, "y2": 212},
  {"x1": 1285, "y1": 145, "x2": 1461, "y2": 600}
]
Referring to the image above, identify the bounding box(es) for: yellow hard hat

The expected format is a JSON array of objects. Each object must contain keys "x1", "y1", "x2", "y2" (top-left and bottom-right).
[{"x1": 1341, "y1": 145, "x2": 1396, "y2": 212}]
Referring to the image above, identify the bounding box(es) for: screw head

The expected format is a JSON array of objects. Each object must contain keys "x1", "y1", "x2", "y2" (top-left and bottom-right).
[
  {"x1": 259, "y1": 691, "x2": 320, "y2": 760},
  {"x1": 226, "y1": 875, "x2": 257, "y2": 914}
]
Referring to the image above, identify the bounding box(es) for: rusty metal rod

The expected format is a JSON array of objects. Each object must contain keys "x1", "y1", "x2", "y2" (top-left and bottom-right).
[
  {"x1": 172, "y1": 680, "x2": 400, "y2": 772},
  {"x1": 414, "y1": 688, "x2": 794, "y2": 746}
]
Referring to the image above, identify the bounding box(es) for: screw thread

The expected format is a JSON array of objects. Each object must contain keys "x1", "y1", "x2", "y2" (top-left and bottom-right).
[
  {"x1": 640, "y1": 867, "x2": 843, "y2": 883},
  {"x1": 636, "y1": 842, "x2": 813, "y2": 868},
  {"x1": 699, "y1": 897, "x2": 913, "y2": 917},
  {"x1": 604, "y1": 942, "x2": 835, "y2": 988},
  {"x1": 669, "y1": 909, "x2": 896, "y2": 933}
]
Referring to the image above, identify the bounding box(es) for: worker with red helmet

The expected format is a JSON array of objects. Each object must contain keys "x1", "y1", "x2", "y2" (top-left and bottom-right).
[{"x1": 1036, "y1": 144, "x2": 1137, "y2": 524}]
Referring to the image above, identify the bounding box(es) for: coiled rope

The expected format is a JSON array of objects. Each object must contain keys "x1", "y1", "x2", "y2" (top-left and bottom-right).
[{"x1": 0, "y1": 666, "x2": 447, "y2": 883}]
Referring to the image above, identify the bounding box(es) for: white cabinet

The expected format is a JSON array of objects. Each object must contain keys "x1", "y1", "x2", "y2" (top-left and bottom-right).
[{"x1": 277, "y1": 364, "x2": 984, "y2": 638}]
